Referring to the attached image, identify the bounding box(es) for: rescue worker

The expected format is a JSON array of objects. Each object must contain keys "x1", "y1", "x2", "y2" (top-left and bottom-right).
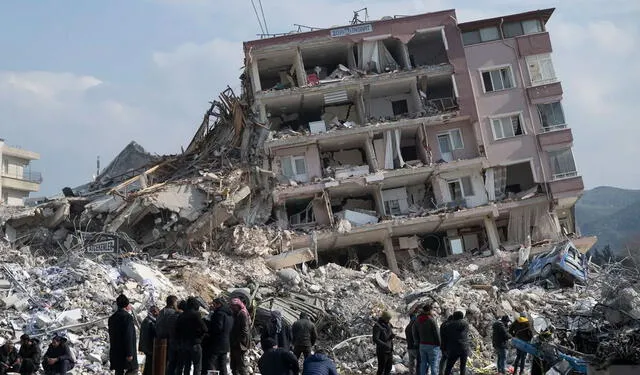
[
  {"x1": 372, "y1": 311, "x2": 395, "y2": 375},
  {"x1": 441, "y1": 311, "x2": 470, "y2": 375},
  {"x1": 18, "y1": 334, "x2": 41, "y2": 375},
  {"x1": 42, "y1": 336, "x2": 75, "y2": 375},
  {"x1": 108, "y1": 294, "x2": 138, "y2": 375},
  {"x1": 413, "y1": 304, "x2": 441, "y2": 375},
  {"x1": 258, "y1": 338, "x2": 299, "y2": 375},
  {"x1": 302, "y1": 349, "x2": 339, "y2": 375},
  {"x1": 292, "y1": 313, "x2": 317, "y2": 360},
  {"x1": 229, "y1": 298, "x2": 251, "y2": 375},
  {"x1": 0, "y1": 340, "x2": 19, "y2": 375},
  {"x1": 491, "y1": 316, "x2": 511, "y2": 375},
  {"x1": 139, "y1": 306, "x2": 159, "y2": 375},
  {"x1": 203, "y1": 298, "x2": 234, "y2": 375},
  {"x1": 509, "y1": 312, "x2": 533, "y2": 375}
]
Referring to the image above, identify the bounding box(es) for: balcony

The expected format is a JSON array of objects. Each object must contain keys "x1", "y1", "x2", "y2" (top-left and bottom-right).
[
  {"x1": 537, "y1": 127, "x2": 573, "y2": 148},
  {"x1": 2, "y1": 174, "x2": 41, "y2": 192},
  {"x1": 516, "y1": 32, "x2": 552, "y2": 57},
  {"x1": 549, "y1": 175, "x2": 584, "y2": 199}
]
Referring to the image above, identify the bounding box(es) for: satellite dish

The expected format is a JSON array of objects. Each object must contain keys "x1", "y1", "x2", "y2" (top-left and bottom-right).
[{"x1": 381, "y1": 16, "x2": 393, "y2": 20}]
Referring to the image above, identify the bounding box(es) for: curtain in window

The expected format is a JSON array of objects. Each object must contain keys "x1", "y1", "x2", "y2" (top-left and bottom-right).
[
  {"x1": 549, "y1": 149, "x2": 576, "y2": 176},
  {"x1": 281, "y1": 157, "x2": 294, "y2": 177},
  {"x1": 494, "y1": 166, "x2": 507, "y2": 199}
]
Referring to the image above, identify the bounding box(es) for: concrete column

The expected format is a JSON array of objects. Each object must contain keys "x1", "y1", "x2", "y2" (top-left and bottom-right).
[
  {"x1": 410, "y1": 79, "x2": 423, "y2": 112},
  {"x1": 295, "y1": 48, "x2": 307, "y2": 87},
  {"x1": 275, "y1": 205, "x2": 289, "y2": 229},
  {"x1": 363, "y1": 84, "x2": 371, "y2": 120},
  {"x1": 484, "y1": 216, "x2": 500, "y2": 253},
  {"x1": 363, "y1": 135, "x2": 379, "y2": 172},
  {"x1": 250, "y1": 57, "x2": 262, "y2": 93},
  {"x1": 383, "y1": 236, "x2": 401, "y2": 275},
  {"x1": 347, "y1": 44, "x2": 357, "y2": 69},
  {"x1": 257, "y1": 102, "x2": 267, "y2": 124},
  {"x1": 373, "y1": 185, "x2": 385, "y2": 216},
  {"x1": 401, "y1": 43, "x2": 412, "y2": 69},
  {"x1": 355, "y1": 89, "x2": 366, "y2": 124}
]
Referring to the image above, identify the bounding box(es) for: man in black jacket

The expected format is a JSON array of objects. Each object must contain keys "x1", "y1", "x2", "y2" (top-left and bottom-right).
[
  {"x1": 291, "y1": 312, "x2": 317, "y2": 361},
  {"x1": 372, "y1": 311, "x2": 394, "y2": 375},
  {"x1": 405, "y1": 311, "x2": 419, "y2": 375},
  {"x1": 18, "y1": 335, "x2": 41, "y2": 375},
  {"x1": 441, "y1": 311, "x2": 470, "y2": 375},
  {"x1": 258, "y1": 338, "x2": 299, "y2": 375},
  {"x1": 509, "y1": 312, "x2": 533, "y2": 375},
  {"x1": 42, "y1": 336, "x2": 75, "y2": 375},
  {"x1": 438, "y1": 315, "x2": 453, "y2": 375},
  {"x1": 156, "y1": 295, "x2": 180, "y2": 375},
  {"x1": 260, "y1": 310, "x2": 292, "y2": 351},
  {"x1": 175, "y1": 297, "x2": 208, "y2": 375},
  {"x1": 203, "y1": 298, "x2": 234, "y2": 375},
  {"x1": 492, "y1": 316, "x2": 511, "y2": 375},
  {"x1": 139, "y1": 306, "x2": 159, "y2": 375},
  {"x1": 230, "y1": 298, "x2": 251, "y2": 375},
  {"x1": 0, "y1": 340, "x2": 19, "y2": 375},
  {"x1": 109, "y1": 294, "x2": 138, "y2": 375}
]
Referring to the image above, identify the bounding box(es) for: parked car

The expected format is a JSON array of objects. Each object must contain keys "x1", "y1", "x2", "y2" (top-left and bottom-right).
[{"x1": 515, "y1": 240, "x2": 587, "y2": 286}]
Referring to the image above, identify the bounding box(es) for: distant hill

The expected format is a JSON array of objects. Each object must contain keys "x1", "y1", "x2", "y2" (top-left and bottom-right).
[{"x1": 576, "y1": 186, "x2": 640, "y2": 252}]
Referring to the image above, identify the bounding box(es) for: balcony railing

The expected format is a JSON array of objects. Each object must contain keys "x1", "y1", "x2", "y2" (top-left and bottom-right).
[
  {"x1": 2, "y1": 170, "x2": 43, "y2": 183},
  {"x1": 542, "y1": 124, "x2": 568, "y2": 132},
  {"x1": 553, "y1": 171, "x2": 578, "y2": 180},
  {"x1": 424, "y1": 97, "x2": 458, "y2": 115}
]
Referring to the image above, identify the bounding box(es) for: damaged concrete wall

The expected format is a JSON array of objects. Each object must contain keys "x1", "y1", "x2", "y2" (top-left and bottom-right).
[
  {"x1": 427, "y1": 120, "x2": 479, "y2": 161},
  {"x1": 369, "y1": 94, "x2": 415, "y2": 119},
  {"x1": 432, "y1": 169, "x2": 488, "y2": 208},
  {"x1": 272, "y1": 144, "x2": 323, "y2": 180}
]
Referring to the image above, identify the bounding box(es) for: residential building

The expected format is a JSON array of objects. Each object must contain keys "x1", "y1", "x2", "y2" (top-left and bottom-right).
[
  {"x1": 242, "y1": 7, "x2": 582, "y2": 272},
  {"x1": 0, "y1": 139, "x2": 42, "y2": 206}
]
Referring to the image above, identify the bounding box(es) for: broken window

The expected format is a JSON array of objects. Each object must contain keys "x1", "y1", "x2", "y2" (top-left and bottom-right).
[
  {"x1": 537, "y1": 102, "x2": 566, "y2": 131},
  {"x1": 289, "y1": 201, "x2": 315, "y2": 226},
  {"x1": 437, "y1": 129, "x2": 464, "y2": 162},
  {"x1": 391, "y1": 100, "x2": 409, "y2": 116},
  {"x1": 548, "y1": 148, "x2": 578, "y2": 179},
  {"x1": 503, "y1": 19, "x2": 542, "y2": 38},
  {"x1": 526, "y1": 54, "x2": 556, "y2": 85},
  {"x1": 482, "y1": 67, "x2": 514, "y2": 92},
  {"x1": 281, "y1": 155, "x2": 308, "y2": 182},
  {"x1": 448, "y1": 176, "x2": 474, "y2": 201},
  {"x1": 384, "y1": 200, "x2": 402, "y2": 215},
  {"x1": 407, "y1": 29, "x2": 448, "y2": 67},
  {"x1": 492, "y1": 114, "x2": 524, "y2": 140},
  {"x1": 462, "y1": 26, "x2": 500, "y2": 46},
  {"x1": 382, "y1": 188, "x2": 409, "y2": 216}
]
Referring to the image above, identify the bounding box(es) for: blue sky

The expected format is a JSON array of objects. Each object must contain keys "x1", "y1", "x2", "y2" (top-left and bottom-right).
[{"x1": 1, "y1": 0, "x2": 639, "y2": 195}]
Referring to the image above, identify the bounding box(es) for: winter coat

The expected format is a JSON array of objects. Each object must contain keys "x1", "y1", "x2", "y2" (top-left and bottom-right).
[
  {"x1": 175, "y1": 309, "x2": 208, "y2": 346},
  {"x1": 509, "y1": 317, "x2": 533, "y2": 342},
  {"x1": 108, "y1": 308, "x2": 138, "y2": 371},
  {"x1": 18, "y1": 339, "x2": 41, "y2": 366},
  {"x1": 440, "y1": 318, "x2": 470, "y2": 355},
  {"x1": 302, "y1": 353, "x2": 339, "y2": 375},
  {"x1": 207, "y1": 305, "x2": 234, "y2": 353},
  {"x1": 155, "y1": 307, "x2": 179, "y2": 342},
  {"x1": 139, "y1": 315, "x2": 157, "y2": 354},
  {"x1": 230, "y1": 310, "x2": 251, "y2": 351},
  {"x1": 291, "y1": 317, "x2": 317, "y2": 348},
  {"x1": 413, "y1": 313, "x2": 441, "y2": 346},
  {"x1": 0, "y1": 345, "x2": 19, "y2": 367},
  {"x1": 42, "y1": 342, "x2": 74, "y2": 367},
  {"x1": 492, "y1": 320, "x2": 511, "y2": 349},
  {"x1": 258, "y1": 348, "x2": 299, "y2": 375},
  {"x1": 261, "y1": 316, "x2": 293, "y2": 350},
  {"x1": 405, "y1": 319, "x2": 417, "y2": 349},
  {"x1": 372, "y1": 319, "x2": 394, "y2": 353}
]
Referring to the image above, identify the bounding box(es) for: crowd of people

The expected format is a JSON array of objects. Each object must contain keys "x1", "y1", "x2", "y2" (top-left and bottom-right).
[
  {"x1": 376, "y1": 303, "x2": 542, "y2": 375},
  {"x1": 0, "y1": 333, "x2": 76, "y2": 375},
  {"x1": 107, "y1": 294, "x2": 338, "y2": 375}
]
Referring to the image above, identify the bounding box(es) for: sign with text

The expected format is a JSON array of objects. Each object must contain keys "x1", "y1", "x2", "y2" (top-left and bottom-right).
[
  {"x1": 86, "y1": 239, "x2": 117, "y2": 253},
  {"x1": 330, "y1": 24, "x2": 373, "y2": 38}
]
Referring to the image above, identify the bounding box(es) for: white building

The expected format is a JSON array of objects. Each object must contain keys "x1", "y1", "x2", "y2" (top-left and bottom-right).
[{"x1": 0, "y1": 139, "x2": 42, "y2": 206}]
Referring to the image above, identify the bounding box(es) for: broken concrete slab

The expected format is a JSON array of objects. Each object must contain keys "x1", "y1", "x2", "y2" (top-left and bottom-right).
[
  {"x1": 337, "y1": 210, "x2": 378, "y2": 227},
  {"x1": 266, "y1": 248, "x2": 315, "y2": 270},
  {"x1": 146, "y1": 184, "x2": 208, "y2": 221},
  {"x1": 187, "y1": 186, "x2": 251, "y2": 240},
  {"x1": 0, "y1": 279, "x2": 10, "y2": 289}
]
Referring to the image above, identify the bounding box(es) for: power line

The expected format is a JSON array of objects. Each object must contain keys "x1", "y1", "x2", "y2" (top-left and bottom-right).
[
  {"x1": 257, "y1": 0, "x2": 269, "y2": 35},
  {"x1": 250, "y1": 0, "x2": 265, "y2": 34}
]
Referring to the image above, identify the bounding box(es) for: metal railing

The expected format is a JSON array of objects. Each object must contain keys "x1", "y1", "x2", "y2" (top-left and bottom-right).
[
  {"x1": 542, "y1": 124, "x2": 568, "y2": 132},
  {"x1": 553, "y1": 171, "x2": 578, "y2": 180},
  {"x1": 2, "y1": 170, "x2": 42, "y2": 183}
]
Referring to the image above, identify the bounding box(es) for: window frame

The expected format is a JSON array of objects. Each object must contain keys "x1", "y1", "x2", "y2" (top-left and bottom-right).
[
  {"x1": 281, "y1": 155, "x2": 309, "y2": 182},
  {"x1": 490, "y1": 112, "x2": 525, "y2": 140},
  {"x1": 537, "y1": 101, "x2": 567, "y2": 132},
  {"x1": 526, "y1": 54, "x2": 557, "y2": 86},
  {"x1": 437, "y1": 128, "x2": 465, "y2": 153},
  {"x1": 548, "y1": 148, "x2": 578, "y2": 180},
  {"x1": 479, "y1": 65, "x2": 516, "y2": 93},
  {"x1": 447, "y1": 176, "x2": 475, "y2": 200},
  {"x1": 502, "y1": 19, "x2": 543, "y2": 38},
  {"x1": 384, "y1": 199, "x2": 402, "y2": 216},
  {"x1": 461, "y1": 26, "x2": 501, "y2": 46}
]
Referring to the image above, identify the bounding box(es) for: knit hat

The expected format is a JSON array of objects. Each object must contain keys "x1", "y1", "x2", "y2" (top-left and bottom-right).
[{"x1": 381, "y1": 311, "x2": 392, "y2": 321}]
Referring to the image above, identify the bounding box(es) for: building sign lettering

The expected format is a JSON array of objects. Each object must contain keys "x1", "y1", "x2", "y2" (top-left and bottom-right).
[
  {"x1": 86, "y1": 239, "x2": 116, "y2": 253},
  {"x1": 330, "y1": 24, "x2": 373, "y2": 38}
]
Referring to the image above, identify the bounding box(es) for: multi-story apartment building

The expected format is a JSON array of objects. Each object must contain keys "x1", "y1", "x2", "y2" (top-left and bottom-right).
[
  {"x1": 243, "y1": 8, "x2": 583, "y2": 272},
  {"x1": 0, "y1": 139, "x2": 42, "y2": 206}
]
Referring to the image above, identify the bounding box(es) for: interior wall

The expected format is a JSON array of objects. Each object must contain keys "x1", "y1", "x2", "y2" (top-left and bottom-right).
[
  {"x1": 407, "y1": 34, "x2": 448, "y2": 67},
  {"x1": 426, "y1": 121, "x2": 479, "y2": 161},
  {"x1": 506, "y1": 162, "x2": 535, "y2": 193},
  {"x1": 432, "y1": 169, "x2": 488, "y2": 208},
  {"x1": 369, "y1": 93, "x2": 415, "y2": 119},
  {"x1": 272, "y1": 144, "x2": 323, "y2": 180}
]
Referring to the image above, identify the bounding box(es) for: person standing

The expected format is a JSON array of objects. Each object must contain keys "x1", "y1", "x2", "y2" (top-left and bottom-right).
[
  {"x1": 441, "y1": 311, "x2": 470, "y2": 375},
  {"x1": 175, "y1": 297, "x2": 208, "y2": 375},
  {"x1": 18, "y1": 334, "x2": 41, "y2": 375},
  {"x1": 291, "y1": 313, "x2": 317, "y2": 361},
  {"x1": 509, "y1": 312, "x2": 533, "y2": 375},
  {"x1": 140, "y1": 306, "x2": 160, "y2": 375},
  {"x1": 261, "y1": 310, "x2": 292, "y2": 351},
  {"x1": 372, "y1": 311, "x2": 395, "y2": 375},
  {"x1": 108, "y1": 294, "x2": 138, "y2": 375},
  {"x1": 438, "y1": 315, "x2": 453, "y2": 375},
  {"x1": 42, "y1": 336, "x2": 75, "y2": 375},
  {"x1": 405, "y1": 311, "x2": 420, "y2": 375},
  {"x1": 156, "y1": 295, "x2": 180, "y2": 375},
  {"x1": 302, "y1": 349, "x2": 338, "y2": 375},
  {"x1": 0, "y1": 340, "x2": 20, "y2": 375},
  {"x1": 491, "y1": 316, "x2": 511, "y2": 375},
  {"x1": 204, "y1": 298, "x2": 234, "y2": 375},
  {"x1": 530, "y1": 329, "x2": 554, "y2": 375},
  {"x1": 229, "y1": 298, "x2": 251, "y2": 375},
  {"x1": 258, "y1": 338, "x2": 299, "y2": 375},
  {"x1": 413, "y1": 304, "x2": 441, "y2": 375}
]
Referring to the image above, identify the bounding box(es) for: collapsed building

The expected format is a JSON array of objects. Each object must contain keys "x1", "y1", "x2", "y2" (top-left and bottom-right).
[{"x1": 2, "y1": 6, "x2": 637, "y2": 375}]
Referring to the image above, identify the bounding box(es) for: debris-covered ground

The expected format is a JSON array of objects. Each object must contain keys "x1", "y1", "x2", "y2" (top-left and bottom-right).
[{"x1": 1, "y1": 87, "x2": 639, "y2": 374}]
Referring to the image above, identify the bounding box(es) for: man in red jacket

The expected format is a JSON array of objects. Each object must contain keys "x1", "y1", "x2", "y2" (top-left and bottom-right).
[{"x1": 413, "y1": 304, "x2": 441, "y2": 375}]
